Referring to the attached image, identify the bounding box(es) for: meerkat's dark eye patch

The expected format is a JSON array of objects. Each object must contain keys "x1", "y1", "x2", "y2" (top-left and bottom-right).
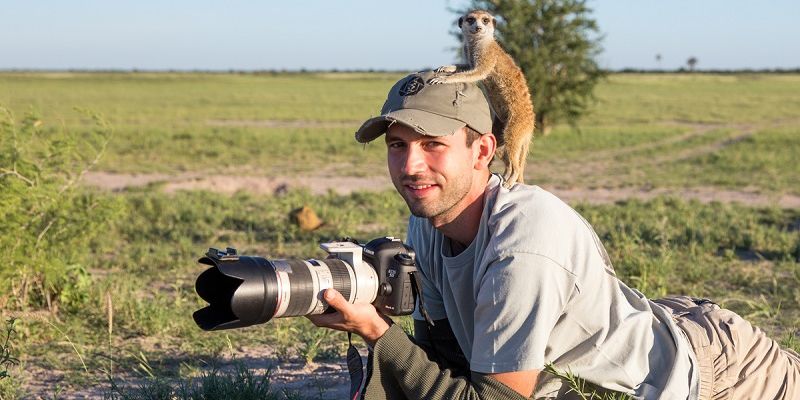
[
  {"x1": 466, "y1": 17, "x2": 476, "y2": 24},
  {"x1": 482, "y1": 17, "x2": 490, "y2": 24}
]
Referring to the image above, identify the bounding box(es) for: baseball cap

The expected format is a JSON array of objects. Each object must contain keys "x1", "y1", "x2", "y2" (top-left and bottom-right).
[{"x1": 355, "y1": 70, "x2": 493, "y2": 143}]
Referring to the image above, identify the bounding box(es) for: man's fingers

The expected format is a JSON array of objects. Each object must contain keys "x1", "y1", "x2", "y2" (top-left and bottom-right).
[{"x1": 307, "y1": 312, "x2": 342, "y2": 328}]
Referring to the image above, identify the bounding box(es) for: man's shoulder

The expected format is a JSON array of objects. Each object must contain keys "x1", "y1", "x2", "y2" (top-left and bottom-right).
[
  {"x1": 489, "y1": 183, "x2": 579, "y2": 231},
  {"x1": 484, "y1": 182, "x2": 593, "y2": 258}
]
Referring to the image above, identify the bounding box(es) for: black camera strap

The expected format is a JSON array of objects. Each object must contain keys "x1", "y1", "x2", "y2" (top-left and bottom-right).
[
  {"x1": 409, "y1": 271, "x2": 435, "y2": 327},
  {"x1": 346, "y1": 270, "x2": 434, "y2": 400},
  {"x1": 347, "y1": 332, "x2": 366, "y2": 400}
]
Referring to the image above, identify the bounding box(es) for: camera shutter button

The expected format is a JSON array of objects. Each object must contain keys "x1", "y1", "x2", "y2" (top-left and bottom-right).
[{"x1": 394, "y1": 253, "x2": 414, "y2": 265}]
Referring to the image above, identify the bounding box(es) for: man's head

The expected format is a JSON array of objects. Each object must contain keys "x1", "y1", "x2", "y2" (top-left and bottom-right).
[{"x1": 355, "y1": 71, "x2": 496, "y2": 226}]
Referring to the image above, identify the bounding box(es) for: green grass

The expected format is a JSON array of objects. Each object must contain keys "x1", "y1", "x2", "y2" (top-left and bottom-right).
[
  {"x1": 3, "y1": 188, "x2": 799, "y2": 397},
  {"x1": 654, "y1": 127, "x2": 800, "y2": 192},
  {"x1": 587, "y1": 73, "x2": 800, "y2": 125},
  {"x1": 1, "y1": 72, "x2": 799, "y2": 397},
  {"x1": 1, "y1": 72, "x2": 799, "y2": 193}
]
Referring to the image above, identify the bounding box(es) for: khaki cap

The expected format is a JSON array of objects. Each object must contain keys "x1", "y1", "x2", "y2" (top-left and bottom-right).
[{"x1": 355, "y1": 70, "x2": 493, "y2": 143}]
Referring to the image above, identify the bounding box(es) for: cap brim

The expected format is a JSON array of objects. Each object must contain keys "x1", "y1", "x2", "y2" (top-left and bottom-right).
[{"x1": 355, "y1": 108, "x2": 467, "y2": 143}]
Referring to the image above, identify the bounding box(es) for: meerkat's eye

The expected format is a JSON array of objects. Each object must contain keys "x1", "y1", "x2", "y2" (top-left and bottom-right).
[
  {"x1": 466, "y1": 17, "x2": 476, "y2": 24},
  {"x1": 483, "y1": 17, "x2": 490, "y2": 24}
]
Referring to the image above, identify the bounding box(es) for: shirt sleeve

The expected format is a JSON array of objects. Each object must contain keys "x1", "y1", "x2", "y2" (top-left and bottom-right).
[
  {"x1": 470, "y1": 252, "x2": 577, "y2": 373},
  {"x1": 365, "y1": 324, "x2": 532, "y2": 400}
]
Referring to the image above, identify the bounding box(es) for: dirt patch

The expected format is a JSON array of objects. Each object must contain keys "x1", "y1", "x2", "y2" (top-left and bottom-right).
[
  {"x1": 206, "y1": 119, "x2": 361, "y2": 129},
  {"x1": 551, "y1": 186, "x2": 800, "y2": 208},
  {"x1": 81, "y1": 171, "x2": 800, "y2": 208},
  {"x1": 82, "y1": 171, "x2": 392, "y2": 196},
  {"x1": 17, "y1": 357, "x2": 356, "y2": 399}
]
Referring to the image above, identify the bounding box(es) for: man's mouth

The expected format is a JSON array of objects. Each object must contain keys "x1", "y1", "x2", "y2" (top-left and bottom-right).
[
  {"x1": 409, "y1": 184, "x2": 433, "y2": 190},
  {"x1": 404, "y1": 183, "x2": 437, "y2": 197}
]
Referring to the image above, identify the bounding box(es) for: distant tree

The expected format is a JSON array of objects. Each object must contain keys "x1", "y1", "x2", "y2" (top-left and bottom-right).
[
  {"x1": 655, "y1": 53, "x2": 662, "y2": 69},
  {"x1": 687, "y1": 56, "x2": 698, "y2": 72},
  {"x1": 461, "y1": 0, "x2": 606, "y2": 135}
]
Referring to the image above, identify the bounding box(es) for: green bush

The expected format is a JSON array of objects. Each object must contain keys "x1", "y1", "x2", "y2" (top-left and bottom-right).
[{"x1": 0, "y1": 106, "x2": 124, "y2": 313}]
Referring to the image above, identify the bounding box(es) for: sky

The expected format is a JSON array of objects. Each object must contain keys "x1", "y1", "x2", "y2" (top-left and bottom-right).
[{"x1": 1, "y1": 0, "x2": 799, "y2": 71}]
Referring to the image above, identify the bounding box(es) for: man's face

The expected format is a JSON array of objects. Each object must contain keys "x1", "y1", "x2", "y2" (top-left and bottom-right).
[{"x1": 385, "y1": 124, "x2": 477, "y2": 222}]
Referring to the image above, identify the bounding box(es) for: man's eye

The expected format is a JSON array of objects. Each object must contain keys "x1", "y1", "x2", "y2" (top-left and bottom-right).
[
  {"x1": 425, "y1": 141, "x2": 444, "y2": 149},
  {"x1": 388, "y1": 142, "x2": 405, "y2": 149}
]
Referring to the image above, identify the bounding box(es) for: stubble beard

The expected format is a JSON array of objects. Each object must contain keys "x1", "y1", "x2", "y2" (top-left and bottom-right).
[{"x1": 396, "y1": 173, "x2": 473, "y2": 221}]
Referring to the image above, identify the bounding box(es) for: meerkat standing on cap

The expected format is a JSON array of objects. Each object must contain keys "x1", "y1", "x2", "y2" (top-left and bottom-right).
[{"x1": 430, "y1": 9, "x2": 535, "y2": 188}]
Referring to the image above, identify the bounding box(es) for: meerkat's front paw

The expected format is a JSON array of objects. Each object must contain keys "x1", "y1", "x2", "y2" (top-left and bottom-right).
[
  {"x1": 435, "y1": 65, "x2": 458, "y2": 74},
  {"x1": 428, "y1": 76, "x2": 450, "y2": 85}
]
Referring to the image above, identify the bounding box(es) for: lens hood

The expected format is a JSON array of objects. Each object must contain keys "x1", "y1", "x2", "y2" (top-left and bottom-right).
[{"x1": 193, "y1": 255, "x2": 278, "y2": 331}]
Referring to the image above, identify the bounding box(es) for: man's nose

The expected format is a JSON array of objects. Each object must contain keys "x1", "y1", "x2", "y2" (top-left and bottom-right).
[{"x1": 402, "y1": 145, "x2": 426, "y2": 175}]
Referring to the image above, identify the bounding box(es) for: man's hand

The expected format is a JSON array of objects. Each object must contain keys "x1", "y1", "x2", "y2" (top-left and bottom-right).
[{"x1": 307, "y1": 288, "x2": 392, "y2": 347}]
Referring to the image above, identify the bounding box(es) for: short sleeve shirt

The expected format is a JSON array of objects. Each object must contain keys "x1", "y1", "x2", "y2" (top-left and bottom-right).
[{"x1": 408, "y1": 174, "x2": 698, "y2": 399}]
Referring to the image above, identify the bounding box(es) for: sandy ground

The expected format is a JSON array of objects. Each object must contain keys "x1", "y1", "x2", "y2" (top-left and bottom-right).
[
  {"x1": 81, "y1": 170, "x2": 800, "y2": 209},
  {"x1": 19, "y1": 355, "x2": 357, "y2": 399},
  {"x1": 80, "y1": 119, "x2": 800, "y2": 208}
]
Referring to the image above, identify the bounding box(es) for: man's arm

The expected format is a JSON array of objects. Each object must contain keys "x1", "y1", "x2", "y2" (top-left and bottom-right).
[
  {"x1": 369, "y1": 323, "x2": 538, "y2": 399},
  {"x1": 489, "y1": 371, "x2": 539, "y2": 398},
  {"x1": 308, "y1": 289, "x2": 538, "y2": 399}
]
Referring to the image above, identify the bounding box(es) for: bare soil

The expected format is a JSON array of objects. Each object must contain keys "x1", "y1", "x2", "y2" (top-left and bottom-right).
[
  {"x1": 81, "y1": 170, "x2": 800, "y2": 208},
  {"x1": 82, "y1": 120, "x2": 800, "y2": 208},
  {"x1": 206, "y1": 119, "x2": 361, "y2": 129},
  {"x1": 18, "y1": 355, "x2": 356, "y2": 399}
]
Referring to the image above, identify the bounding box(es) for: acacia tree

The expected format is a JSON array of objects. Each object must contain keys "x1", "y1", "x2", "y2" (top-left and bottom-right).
[
  {"x1": 464, "y1": 0, "x2": 605, "y2": 135},
  {"x1": 687, "y1": 56, "x2": 698, "y2": 72}
]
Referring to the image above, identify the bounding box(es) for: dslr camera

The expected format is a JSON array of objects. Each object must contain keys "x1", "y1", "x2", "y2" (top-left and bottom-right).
[{"x1": 193, "y1": 237, "x2": 419, "y2": 331}]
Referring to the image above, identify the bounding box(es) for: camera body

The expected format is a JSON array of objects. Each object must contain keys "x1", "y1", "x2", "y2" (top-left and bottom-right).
[
  {"x1": 193, "y1": 237, "x2": 418, "y2": 331},
  {"x1": 345, "y1": 237, "x2": 418, "y2": 316}
]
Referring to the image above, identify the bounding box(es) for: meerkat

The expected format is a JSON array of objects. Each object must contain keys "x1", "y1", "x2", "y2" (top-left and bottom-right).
[{"x1": 429, "y1": 9, "x2": 535, "y2": 188}]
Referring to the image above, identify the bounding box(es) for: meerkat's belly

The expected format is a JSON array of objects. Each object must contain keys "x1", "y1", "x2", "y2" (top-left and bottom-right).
[
  {"x1": 484, "y1": 76, "x2": 512, "y2": 118},
  {"x1": 487, "y1": 69, "x2": 533, "y2": 117}
]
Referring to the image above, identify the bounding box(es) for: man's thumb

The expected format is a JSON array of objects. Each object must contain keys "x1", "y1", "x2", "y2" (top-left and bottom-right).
[{"x1": 323, "y1": 288, "x2": 344, "y2": 308}]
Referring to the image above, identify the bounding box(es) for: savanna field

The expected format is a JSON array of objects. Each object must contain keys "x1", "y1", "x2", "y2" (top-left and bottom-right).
[{"x1": 1, "y1": 72, "x2": 799, "y2": 399}]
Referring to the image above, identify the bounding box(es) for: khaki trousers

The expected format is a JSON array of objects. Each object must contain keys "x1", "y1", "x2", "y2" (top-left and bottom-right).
[{"x1": 654, "y1": 296, "x2": 800, "y2": 400}]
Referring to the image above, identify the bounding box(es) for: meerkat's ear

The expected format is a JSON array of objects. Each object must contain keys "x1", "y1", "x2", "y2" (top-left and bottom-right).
[
  {"x1": 458, "y1": 16, "x2": 464, "y2": 28},
  {"x1": 491, "y1": 16, "x2": 496, "y2": 28}
]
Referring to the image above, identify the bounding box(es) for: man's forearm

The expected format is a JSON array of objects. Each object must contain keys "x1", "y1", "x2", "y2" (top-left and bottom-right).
[{"x1": 364, "y1": 324, "x2": 531, "y2": 400}]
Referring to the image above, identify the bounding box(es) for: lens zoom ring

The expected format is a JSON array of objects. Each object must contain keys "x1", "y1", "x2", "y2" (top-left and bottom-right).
[
  {"x1": 326, "y1": 259, "x2": 352, "y2": 302},
  {"x1": 284, "y1": 259, "x2": 314, "y2": 317}
]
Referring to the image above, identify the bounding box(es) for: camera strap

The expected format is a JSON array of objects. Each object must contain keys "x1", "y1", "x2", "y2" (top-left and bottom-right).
[
  {"x1": 346, "y1": 270, "x2": 433, "y2": 399},
  {"x1": 346, "y1": 332, "x2": 366, "y2": 400},
  {"x1": 409, "y1": 271, "x2": 435, "y2": 327}
]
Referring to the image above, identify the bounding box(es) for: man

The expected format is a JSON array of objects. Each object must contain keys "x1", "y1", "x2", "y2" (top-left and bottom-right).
[{"x1": 308, "y1": 71, "x2": 800, "y2": 399}]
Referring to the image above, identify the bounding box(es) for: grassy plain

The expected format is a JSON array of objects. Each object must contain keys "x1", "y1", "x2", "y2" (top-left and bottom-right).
[
  {"x1": 1, "y1": 72, "x2": 798, "y2": 190},
  {"x1": 0, "y1": 72, "x2": 799, "y2": 398}
]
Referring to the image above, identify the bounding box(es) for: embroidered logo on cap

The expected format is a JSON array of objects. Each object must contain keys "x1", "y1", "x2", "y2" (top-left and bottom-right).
[{"x1": 398, "y1": 76, "x2": 425, "y2": 96}]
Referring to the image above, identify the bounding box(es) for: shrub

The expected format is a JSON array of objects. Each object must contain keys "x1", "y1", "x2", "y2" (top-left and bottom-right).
[{"x1": 0, "y1": 106, "x2": 123, "y2": 313}]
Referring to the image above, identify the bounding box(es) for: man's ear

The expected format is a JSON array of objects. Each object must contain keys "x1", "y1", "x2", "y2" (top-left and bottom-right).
[{"x1": 474, "y1": 133, "x2": 497, "y2": 170}]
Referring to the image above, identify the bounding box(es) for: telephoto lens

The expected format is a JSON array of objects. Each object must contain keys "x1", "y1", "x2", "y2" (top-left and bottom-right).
[{"x1": 193, "y1": 242, "x2": 379, "y2": 331}]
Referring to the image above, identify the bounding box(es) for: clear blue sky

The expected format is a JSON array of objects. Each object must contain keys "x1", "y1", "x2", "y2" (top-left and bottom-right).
[{"x1": 2, "y1": 0, "x2": 798, "y2": 71}]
